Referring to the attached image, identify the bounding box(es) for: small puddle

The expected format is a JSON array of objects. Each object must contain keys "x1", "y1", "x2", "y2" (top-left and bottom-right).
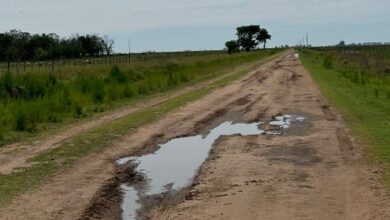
[
  {"x1": 269, "y1": 115, "x2": 305, "y2": 129},
  {"x1": 117, "y1": 116, "x2": 305, "y2": 219}
]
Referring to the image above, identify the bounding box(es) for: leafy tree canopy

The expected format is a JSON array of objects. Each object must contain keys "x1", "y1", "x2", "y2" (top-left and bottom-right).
[
  {"x1": 257, "y1": 29, "x2": 271, "y2": 49},
  {"x1": 236, "y1": 25, "x2": 261, "y2": 51},
  {"x1": 0, "y1": 30, "x2": 115, "y2": 61},
  {"x1": 225, "y1": 40, "x2": 239, "y2": 54},
  {"x1": 229, "y1": 25, "x2": 272, "y2": 52}
]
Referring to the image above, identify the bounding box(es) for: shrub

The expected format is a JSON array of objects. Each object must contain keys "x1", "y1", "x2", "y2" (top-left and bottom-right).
[
  {"x1": 225, "y1": 40, "x2": 239, "y2": 54},
  {"x1": 46, "y1": 74, "x2": 57, "y2": 87},
  {"x1": 13, "y1": 105, "x2": 39, "y2": 132},
  {"x1": 0, "y1": 72, "x2": 13, "y2": 94},
  {"x1": 107, "y1": 84, "x2": 121, "y2": 101},
  {"x1": 323, "y1": 56, "x2": 333, "y2": 69},
  {"x1": 73, "y1": 102, "x2": 85, "y2": 118},
  {"x1": 22, "y1": 74, "x2": 47, "y2": 100},
  {"x1": 123, "y1": 85, "x2": 135, "y2": 98},
  {"x1": 137, "y1": 84, "x2": 150, "y2": 95},
  {"x1": 48, "y1": 114, "x2": 61, "y2": 123},
  {"x1": 62, "y1": 87, "x2": 72, "y2": 107},
  {"x1": 127, "y1": 70, "x2": 144, "y2": 82},
  {"x1": 374, "y1": 88, "x2": 379, "y2": 98},
  {"x1": 92, "y1": 80, "x2": 105, "y2": 103},
  {"x1": 180, "y1": 72, "x2": 190, "y2": 82},
  {"x1": 15, "y1": 110, "x2": 27, "y2": 131},
  {"x1": 108, "y1": 65, "x2": 128, "y2": 83},
  {"x1": 167, "y1": 73, "x2": 177, "y2": 87},
  {"x1": 76, "y1": 75, "x2": 90, "y2": 94}
]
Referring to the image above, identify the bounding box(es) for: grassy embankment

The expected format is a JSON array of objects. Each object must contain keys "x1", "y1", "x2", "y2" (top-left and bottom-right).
[
  {"x1": 300, "y1": 49, "x2": 390, "y2": 185},
  {"x1": 0, "y1": 49, "x2": 284, "y2": 205},
  {"x1": 0, "y1": 50, "x2": 281, "y2": 146}
]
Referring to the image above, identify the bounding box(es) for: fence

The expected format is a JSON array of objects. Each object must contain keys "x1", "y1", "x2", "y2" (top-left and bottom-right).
[
  {"x1": 0, "y1": 50, "x2": 226, "y2": 74},
  {"x1": 312, "y1": 45, "x2": 390, "y2": 75}
]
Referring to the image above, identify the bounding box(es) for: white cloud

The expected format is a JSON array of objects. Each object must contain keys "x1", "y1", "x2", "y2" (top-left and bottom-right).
[{"x1": 1, "y1": 0, "x2": 389, "y2": 50}]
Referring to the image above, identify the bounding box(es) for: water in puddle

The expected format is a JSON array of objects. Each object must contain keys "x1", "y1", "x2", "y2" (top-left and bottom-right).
[
  {"x1": 269, "y1": 115, "x2": 305, "y2": 129},
  {"x1": 118, "y1": 116, "x2": 305, "y2": 219},
  {"x1": 119, "y1": 121, "x2": 263, "y2": 220},
  {"x1": 121, "y1": 185, "x2": 141, "y2": 219}
]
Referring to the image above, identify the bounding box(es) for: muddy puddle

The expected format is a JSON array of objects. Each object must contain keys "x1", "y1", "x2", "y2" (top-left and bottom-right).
[
  {"x1": 116, "y1": 116, "x2": 305, "y2": 220},
  {"x1": 267, "y1": 115, "x2": 306, "y2": 134}
]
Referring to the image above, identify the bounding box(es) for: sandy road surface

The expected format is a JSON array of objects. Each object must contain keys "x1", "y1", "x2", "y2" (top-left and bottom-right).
[
  {"x1": 1, "y1": 51, "x2": 389, "y2": 219},
  {"x1": 145, "y1": 51, "x2": 390, "y2": 220}
]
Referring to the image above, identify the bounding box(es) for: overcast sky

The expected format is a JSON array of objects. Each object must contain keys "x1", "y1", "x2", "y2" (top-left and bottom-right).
[{"x1": 1, "y1": 0, "x2": 390, "y2": 52}]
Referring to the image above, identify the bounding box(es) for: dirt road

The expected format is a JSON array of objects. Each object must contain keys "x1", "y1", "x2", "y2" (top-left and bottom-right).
[
  {"x1": 145, "y1": 51, "x2": 390, "y2": 220},
  {"x1": 1, "y1": 50, "x2": 389, "y2": 219}
]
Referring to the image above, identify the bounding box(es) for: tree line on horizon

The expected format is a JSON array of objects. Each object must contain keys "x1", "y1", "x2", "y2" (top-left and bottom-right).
[
  {"x1": 0, "y1": 30, "x2": 114, "y2": 63},
  {"x1": 225, "y1": 25, "x2": 271, "y2": 54}
]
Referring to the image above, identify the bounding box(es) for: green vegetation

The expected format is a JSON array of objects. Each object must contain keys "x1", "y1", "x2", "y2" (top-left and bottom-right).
[
  {"x1": 225, "y1": 25, "x2": 271, "y2": 52},
  {"x1": 0, "y1": 50, "x2": 283, "y2": 205},
  {"x1": 0, "y1": 50, "x2": 281, "y2": 146},
  {"x1": 256, "y1": 29, "x2": 272, "y2": 49},
  {"x1": 225, "y1": 40, "x2": 239, "y2": 54},
  {"x1": 0, "y1": 30, "x2": 114, "y2": 62},
  {"x1": 300, "y1": 49, "x2": 390, "y2": 185}
]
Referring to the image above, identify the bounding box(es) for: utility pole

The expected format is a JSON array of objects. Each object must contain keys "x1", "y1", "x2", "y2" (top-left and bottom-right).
[
  {"x1": 306, "y1": 33, "x2": 309, "y2": 47},
  {"x1": 128, "y1": 39, "x2": 131, "y2": 62},
  {"x1": 303, "y1": 35, "x2": 306, "y2": 47}
]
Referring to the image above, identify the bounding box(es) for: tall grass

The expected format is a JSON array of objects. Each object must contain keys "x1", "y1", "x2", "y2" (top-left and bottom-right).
[
  {"x1": 0, "y1": 50, "x2": 280, "y2": 146},
  {"x1": 300, "y1": 49, "x2": 390, "y2": 185}
]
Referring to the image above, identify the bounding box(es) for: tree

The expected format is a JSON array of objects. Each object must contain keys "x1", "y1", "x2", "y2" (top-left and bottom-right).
[
  {"x1": 102, "y1": 35, "x2": 114, "y2": 55},
  {"x1": 256, "y1": 29, "x2": 271, "y2": 49},
  {"x1": 225, "y1": 40, "x2": 239, "y2": 54},
  {"x1": 34, "y1": 47, "x2": 49, "y2": 60},
  {"x1": 338, "y1": 41, "x2": 346, "y2": 46},
  {"x1": 0, "y1": 30, "x2": 113, "y2": 61},
  {"x1": 236, "y1": 25, "x2": 260, "y2": 51}
]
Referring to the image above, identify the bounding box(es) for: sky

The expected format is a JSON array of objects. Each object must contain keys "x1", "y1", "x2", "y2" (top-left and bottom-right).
[{"x1": 1, "y1": 0, "x2": 390, "y2": 52}]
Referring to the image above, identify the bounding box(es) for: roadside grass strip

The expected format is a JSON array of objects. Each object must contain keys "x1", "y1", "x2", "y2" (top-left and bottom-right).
[{"x1": 300, "y1": 50, "x2": 390, "y2": 186}]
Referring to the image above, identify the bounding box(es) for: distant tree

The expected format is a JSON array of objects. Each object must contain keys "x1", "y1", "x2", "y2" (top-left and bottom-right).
[
  {"x1": 338, "y1": 41, "x2": 346, "y2": 46},
  {"x1": 34, "y1": 47, "x2": 49, "y2": 60},
  {"x1": 27, "y1": 33, "x2": 59, "y2": 59},
  {"x1": 256, "y1": 29, "x2": 271, "y2": 49},
  {"x1": 4, "y1": 45, "x2": 21, "y2": 62},
  {"x1": 225, "y1": 40, "x2": 239, "y2": 54},
  {"x1": 0, "y1": 30, "x2": 113, "y2": 61},
  {"x1": 6, "y1": 30, "x2": 30, "y2": 61},
  {"x1": 102, "y1": 35, "x2": 114, "y2": 55},
  {"x1": 236, "y1": 25, "x2": 260, "y2": 51}
]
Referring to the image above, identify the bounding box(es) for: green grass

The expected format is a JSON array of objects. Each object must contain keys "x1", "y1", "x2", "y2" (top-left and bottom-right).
[
  {"x1": 0, "y1": 50, "x2": 283, "y2": 146},
  {"x1": 300, "y1": 49, "x2": 390, "y2": 186},
  {"x1": 0, "y1": 50, "x2": 283, "y2": 205}
]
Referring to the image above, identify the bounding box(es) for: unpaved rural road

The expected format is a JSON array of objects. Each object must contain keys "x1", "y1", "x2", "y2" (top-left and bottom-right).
[{"x1": 1, "y1": 50, "x2": 390, "y2": 219}]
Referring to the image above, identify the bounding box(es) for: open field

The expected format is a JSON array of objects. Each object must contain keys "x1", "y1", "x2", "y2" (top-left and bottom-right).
[{"x1": 1, "y1": 50, "x2": 389, "y2": 220}]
